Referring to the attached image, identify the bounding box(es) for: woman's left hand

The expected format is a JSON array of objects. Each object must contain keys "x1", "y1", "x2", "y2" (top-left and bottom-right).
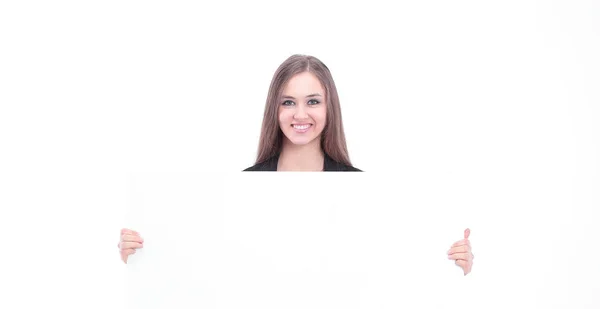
[{"x1": 447, "y1": 228, "x2": 474, "y2": 275}]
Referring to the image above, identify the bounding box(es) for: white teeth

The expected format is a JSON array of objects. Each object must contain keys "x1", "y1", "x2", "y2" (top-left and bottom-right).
[{"x1": 293, "y1": 124, "x2": 310, "y2": 130}]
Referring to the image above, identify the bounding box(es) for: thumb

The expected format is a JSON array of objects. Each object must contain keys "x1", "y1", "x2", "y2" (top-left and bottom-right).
[{"x1": 464, "y1": 228, "x2": 470, "y2": 239}]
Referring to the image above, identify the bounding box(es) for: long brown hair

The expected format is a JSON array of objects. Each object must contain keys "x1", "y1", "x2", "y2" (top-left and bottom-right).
[{"x1": 255, "y1": 54, "x2": 351, "y2": 166}]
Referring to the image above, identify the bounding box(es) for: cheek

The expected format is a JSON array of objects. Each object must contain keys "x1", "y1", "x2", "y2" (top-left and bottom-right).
[
  {"x1": 315, "y1": 107, "x2": 327, "y2": 125},
  {"x1": 278, "y1": 109, "x2": 291, "y2": 126}
]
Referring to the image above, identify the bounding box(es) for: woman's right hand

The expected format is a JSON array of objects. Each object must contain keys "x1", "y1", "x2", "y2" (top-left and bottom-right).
[{"x1": 118, "y1": 228, "x2": 144, "y2": 264}]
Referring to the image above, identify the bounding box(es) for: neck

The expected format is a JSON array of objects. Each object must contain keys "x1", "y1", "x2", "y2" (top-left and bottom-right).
[{"x1": 278, "y1": 138, "x2": 324, "y2": 171}]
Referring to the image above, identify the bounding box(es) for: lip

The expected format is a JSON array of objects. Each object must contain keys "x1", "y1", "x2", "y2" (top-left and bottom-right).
[{"x1": 291, "y1": 123, "x2": 313, "y2": 133}]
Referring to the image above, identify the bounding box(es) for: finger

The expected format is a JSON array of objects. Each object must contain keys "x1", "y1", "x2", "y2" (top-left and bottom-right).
[
  {"x1": 448, "y1": 252, "x2": 472, "y2": 261},
  {"x1": 451, "y1": 238, "x2": 471, "y2": 248},
  {"x1": 119, "y1": 241, "x2": 144, "y2": 250},
  {"x1": 449, "y1": 242, "x2": 471, "y2": 251},
  {"x1": 120, "y1": 249, "x2": 136, "y2": 257},
  {"x1": 121, "y1": 228, "x2": 140, "y2": 236},
  {"x1": 464, "y1": 228, "x2": 470, "y2": 239},
  {"x1": 455, "y1": 259, "x2": 468, "y2": 269},
  {"x1": 447, "y1": 245, "x2": 471, "y2": 255},
  {"x1": 121, "y1": 234, "x2": 144, "y2": 243},
  {"x1": 455, "y1": 259, "x2": 471, "y2": 275}
]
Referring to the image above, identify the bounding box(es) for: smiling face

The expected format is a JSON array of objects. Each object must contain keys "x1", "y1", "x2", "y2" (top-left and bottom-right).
[{"x1": 278, "y1": 71, "x2": 327, "y2": 147}]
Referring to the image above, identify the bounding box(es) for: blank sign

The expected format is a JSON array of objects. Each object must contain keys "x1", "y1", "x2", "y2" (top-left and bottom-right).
[{"x1": 124, "y1": 172, "x2": 599, "y2": 309}]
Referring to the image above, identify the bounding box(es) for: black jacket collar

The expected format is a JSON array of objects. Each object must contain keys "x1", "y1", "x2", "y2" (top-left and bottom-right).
[{"x1": 243, "y1": 152, "x2": 361, "y2": 172}]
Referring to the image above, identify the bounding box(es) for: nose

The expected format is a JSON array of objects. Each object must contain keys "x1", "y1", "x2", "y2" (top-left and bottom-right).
[{"x1": 293, "y1": 104, "x2": 308, "y2": 119}]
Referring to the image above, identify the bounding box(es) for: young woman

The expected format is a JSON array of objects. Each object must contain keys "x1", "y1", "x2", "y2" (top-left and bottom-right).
[
  {"x1": 243, "y1": 54, "x2": 361, "y2": 172},
  {"x1": 117, "y1": 55, "x2": 475, "y2": 275}
]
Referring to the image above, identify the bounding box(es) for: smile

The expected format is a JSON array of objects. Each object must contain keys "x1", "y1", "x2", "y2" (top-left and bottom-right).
[
  {"x1": 292, "y1": 124, "x2": 312, "y2": 132},
  {"x1": 293, "y1": 124, "x2": 311, "y2": 129}
]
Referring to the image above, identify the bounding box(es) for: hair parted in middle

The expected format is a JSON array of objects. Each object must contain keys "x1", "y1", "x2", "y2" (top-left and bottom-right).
[{"x1": 255, "y1": 54, "x2": 351, "y2": 166}]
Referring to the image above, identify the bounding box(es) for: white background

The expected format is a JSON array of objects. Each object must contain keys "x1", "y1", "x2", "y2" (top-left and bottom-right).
[{"x1": 0, "y1": 0, "x2": 598, "y2": 308}]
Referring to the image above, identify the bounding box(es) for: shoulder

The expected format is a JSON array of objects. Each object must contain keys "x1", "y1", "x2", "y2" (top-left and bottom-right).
[
  {"x1": 324, "y1": 155, "x2": 363, "y2": 172},
  {"x1": 242, "y1": 164, "x2": 270, "y2": 171},
  {"x1": 333, "y1": 164, "x2": 363, "y2": 172},
  {"x1": 242, "y1": 165, "x2": 261, "y2": 171},
  {"x1": 343, "y1": 165, "x2": 363, "y2": 172},
  {"x1": 242, "y1": 155, "x2": 278, "y2": 172}
]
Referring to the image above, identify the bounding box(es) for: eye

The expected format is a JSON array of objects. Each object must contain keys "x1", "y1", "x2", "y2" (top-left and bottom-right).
[
  {"x1": 282, "y1": 100, "x2": 295, "y2": 106},
  {"x1": 308, "y1": 99, "x2": 320, "y2": 105}
]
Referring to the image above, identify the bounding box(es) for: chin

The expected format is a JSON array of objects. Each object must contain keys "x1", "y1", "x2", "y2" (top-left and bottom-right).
[
  {"x1": 288, "y1": 138, "x2": 313, "y2": 145},
  {"x1": 284, "y1": 133, "x2": 319, "y2": 146}
]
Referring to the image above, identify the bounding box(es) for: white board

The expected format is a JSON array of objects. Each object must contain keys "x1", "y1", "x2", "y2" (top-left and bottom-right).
[
  {"x1": 124, "y1": 173, "x2": 479, "y2": 308},
  {"x1": 122, "y1": 171, "x2": 600, "y2": 309}
]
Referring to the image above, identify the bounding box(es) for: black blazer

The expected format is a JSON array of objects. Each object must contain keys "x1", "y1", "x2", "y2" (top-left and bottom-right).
[{"x1": 243, "y1": 153, "x2": 362, "y2": 172}]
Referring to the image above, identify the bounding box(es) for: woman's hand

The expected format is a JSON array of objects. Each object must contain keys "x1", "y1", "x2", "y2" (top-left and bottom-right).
[
  {"x1": 447, "y1": 228, "x2": 474, "y2": 275},
  {"x1": 118, "y1": 228, "x2": 144, "y2": 264}
]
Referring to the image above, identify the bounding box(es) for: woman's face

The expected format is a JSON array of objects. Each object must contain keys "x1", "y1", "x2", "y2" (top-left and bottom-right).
[{"x1": 278, "y1": 72, "x2": 327, "y2": 146}]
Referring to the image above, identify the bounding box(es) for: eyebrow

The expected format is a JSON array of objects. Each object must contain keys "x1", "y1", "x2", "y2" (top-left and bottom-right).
[{"x1": 282, "y1": 93, "x2": 323, "y2": 99}]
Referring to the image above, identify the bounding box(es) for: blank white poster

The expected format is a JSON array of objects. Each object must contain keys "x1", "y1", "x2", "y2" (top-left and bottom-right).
[{"x1": 124, "y1": 172, "x2": 599, "y2": 309}]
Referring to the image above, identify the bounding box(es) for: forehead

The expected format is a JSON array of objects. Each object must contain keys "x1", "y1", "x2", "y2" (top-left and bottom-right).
[{"x1": 282, "y1": 72, "x2": 324, "y2": 96}]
